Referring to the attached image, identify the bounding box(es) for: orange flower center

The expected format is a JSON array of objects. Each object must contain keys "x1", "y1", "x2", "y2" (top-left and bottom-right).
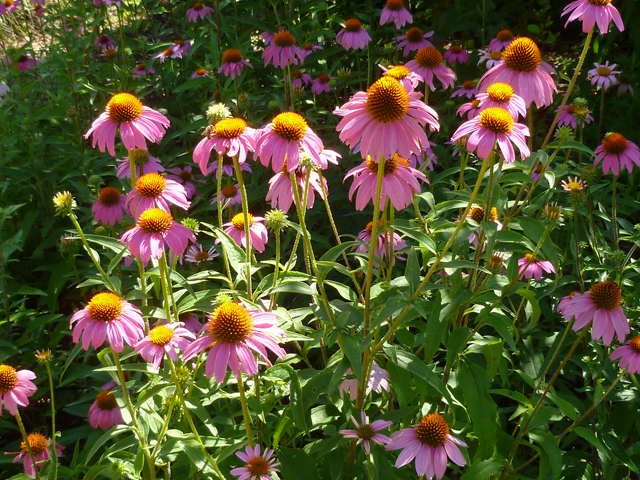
[
  {"x1": 194, "y1": 250, "x2": 210, "y2": 261},
  {"x1": 21, "y1": 433, "x2": 48, "y2": 456},
  {"x1": 214, "y1": 118, "x2": 247, "y2": 138},
  {"x1": 629, "y1": 336, "x2": 640, "y2": 354},
  {"x1": 486, "y1": 82, "x2": 514, "y2": 103},
  {"x1": 468, "y1": 205, "x2": 498, "y2": 223},
  {"x1": 0, "y1": 365, "x2": 18, "y2": 393},
  {"x1": 99, "y1": 34, "x2": 109, "y2": 43},
  {"x1": 415, "y1": 413, "x2": 450, "y2": 447},
  {"x1": 95, "y1": 390, "x2": 118, "y2": 410},
  {"x1": 18, "y1": 54, "x2": 28, "y2": 62},
  {"x1": 415, "y1": 46, "x2": 443, "y2": 69},
  {"x1": 497, "y1": 29, "x2": 514, "y2": 42},
  {"x1": 175, "y1": 40, "x2": 185, "y2": 47},
  {"x1": 149, "y1": 325, "x2": 174, "y2": 346},
  {"x1": 231, "y1": 212, "x2": 254, "y2": 230},
  {"x1": 489, "y1": 51, "x2": 503, "y2": 60},
  {"x1": 405, "y1": 26, "x2": 424, "y2": 43},
  {"x1": 366, "y1": 153, "x2": 408, "y2": 175},
  {"x1": 318, "y1": 74, "x2": 330, "y2": 83},
  {"x1": 98, "y1": 187, "x2": 121, "y2": 206},
  {"x1": 365, "y1": 77, "x2": 409, "y2": 123},
  {"x1": 136, "y1": 173, "x2": 166, "y2": 197},
  {"x1": 597, "y1": 67, "x2": 612, "y2": 76},
  {"x1": 535, "y1": 163, "x2": 544, "y2": 173},
  {"x1": 566, "y1": 104, "x2": 576, "y2": 114},
  {"x1": 87, "y1": 292, "x2": 124, "y2": 322},
  {"x1": 104, "y1": 48, "x2": 117, "y2": 56},
  {"x1": 503, "y1": 37, "x2": 541, "y2": 73},
  {"x1": 5, "y1": 0, "x2": 14, "y2": 6},
  {"x1": 589, "y1": 281, "x2": 621, "y2": 311},
  {"x1": 179, "y1": 169, "x2": 193, "y2": 182},
  {"x1": 207, "y1": 302, "x2": 253, "y2": 343},
  {"x1": 384, "y1": 65, "x2": 410, "y2": 80},
  {"x1": 272, "y1": 112, "x2": 308, "y2": 141},
  {"x1": 602, "y1": 133, "x2": 628, "y2": 155},
  {"x1": 588, "y1": 0, "x2": 611, "y2": 4},
  {"x1": 222, "y1": 48, "x2": 243, "y2": 63},
  {"x1": 386, "y1": 0, "x2": 404, "y2": 10},
  {"x1": 196, "y1": 68, "x2": 207, "y2": 75},
  {"x1": 221, "y1": 185, "x2": 238, "y2": 197},
  {"x1": 273, "y1": 31, "x2": 296, "y2": 47},
  {"x1": 247, "y1": 456, "x2": 270, "y2": 476},
  {"x1": 450, "y1": 45, "x2": 463, "y2": 54},
  {"x1": 292, "y1": 70, "x2": 304, "y2": 79},
  {"x1": 345, "y1": 19, "x2": 362, "y2": 32},
  {"x1": 524, "y1": 253, "x2": 539, "y2": 263},
  {"x1": 565, "y1": 181, "x2": 581, "y2": 191},
  {"x1": 164, "y1": 48, "x2": 174, "y2": 56},
  {"x1": 107, "y1": 93, "x2": 143, "y2": 122},
  {"x1": 136, "y1": 63, "x2": 146, "y2": 70},
  {"x1": 193, "y1": 3, "x2": 203, "y2": 10},
  {"x1": 356, "y1": 424, "x2": 375, "y2": 439},
  {"x1": 471, "y1": 99, "x2": 481, "y2": 108},
  {"x1": 463, "y1": 80, "x2": 475, "y2": 90},
  {"x1": 479, "y1": 107, "x2": 514, "y2": 134},
  {"x1": 138, "y1": 208, "x2": 173, "y2": 233},
  {"x1": 303, "y1": 43, "x2": 314, "y2": 51}
]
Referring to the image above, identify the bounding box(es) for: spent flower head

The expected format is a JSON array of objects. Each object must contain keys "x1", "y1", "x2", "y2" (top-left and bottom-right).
[
  {"x1": 206, "y1": 103, "x2": 231, "y2": 125},
  {"x1": 181, "y1": 217, "x2": 200, "y2": 235},
  {"x1": 264, "y1": 209, "x2": 289, "y2": 232},
  {"x1": 53, "y1": 191, "x2": 77, "y2": 216},
  {"x1": 544, "y1": 203, "x2": 563, "y2": 223},
  {"x1": 555, "y1": 126, "x2": 574, "y2": 142},
  {"x1": 34, "y1": 349, "x2": 53, "y2": 365}
]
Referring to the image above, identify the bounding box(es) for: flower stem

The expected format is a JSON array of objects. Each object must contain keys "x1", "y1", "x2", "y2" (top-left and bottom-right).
[
  {"x1": 236, "y1": 375, "x2": 255, "y2": 447},
  {"x1": 15, "y1": 411, "x2": 42, "y2": 480},
  {"x1": 44, "y1": 361, "x2": 57, "y2": 462},
  {"x1": 541, "y1": 29, "x2": 594, "y2": 149},
  {"x1": 233, "y1": 156, "x2": 252, "y2": 298},
  {"x1": 612, "y1": 175, "x2": 619, "y2": 251},
  {"x1": 269, "y1": 230, "x2": 281, "y2": 310},
  {"x1": 159, "y1": 253, "x2": 179, "y2": 323},
  {"x1": 216, "y1": 154, "x2": 234, "y2": 287},
  {"x1": 128, "y1": 149, "x2": 138, "y2": 189},
  {"x1": 598, "y1": 86, "x2": 605, "y2": 138}
]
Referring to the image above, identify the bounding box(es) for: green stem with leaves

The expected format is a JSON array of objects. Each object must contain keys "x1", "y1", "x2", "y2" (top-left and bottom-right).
[
  {"x1": 233, "y1": 157, "x2": 252, "y2": 297},
  {"x1": 236, "y1": 376, "x2": 255, "y2": 447}
]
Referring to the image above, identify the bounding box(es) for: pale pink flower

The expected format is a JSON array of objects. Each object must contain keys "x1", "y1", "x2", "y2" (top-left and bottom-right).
[
  {"x1": 443, "y1": 45, "x2": 469, "y2": 65},
  {"x1": 394, "y1": 27, "x2": 433, "y2": 57},
  {"x1": 222, "y1": 213, "x2": 269, "y2": 253},
  {"x1": 594, "y1": 132, "x2": 640, "y2": 175},
  {"x1": 120, "y1": 208, "x2": 196, "y2": 262},
  {"x1": 457, "y1": 99, "x2": 482, "y2": 119},
  {"x1": 182, "y1": 302, "x2": 286, "y2": 382},
  {"x1": 94, "y1": 34, "x2": 116, "y2": 48},
  {"x1": 115, "y1": 149, "x2": 163, "y2": 178},
  {"x1": 230, "y1": 444, "x2": 280, "y2": 480},
  {"x1": 340, "y1": 411, "x2": 393, "y2": 454},
  {"x1": 355, "y1": 224, "x2": 408, "y2": 267},
  {"x1": 219, "y1": 49, "x2": 253, "y2": 79},
  {"x1": 70, "y1": 292, "x2": 145, "y2": 352},
  {"x1": 165, "y1": 165, "x2": 200, "y2": 199},
  {"x1": 339, "y1": 361, "x2": 391, "y2": 398},
  {"x1": 588, "y1": 61, "x2": 620, "y2": 90},
  {"x1": 379, "y1": 64, "x2": 423, "y2": 92},
  {"x1": 345, "y1": 154, "x2": 427, "y2": 211},
  {"x1": 262, "y1": 31, "x2": 303, "y2": 69},
  {"x1": 561, "y1": 176, "x2": 587, "y2": 195},
  {"x1": 172, "y1": 39, "x2": 191, "y2": 56},
  {"x1": 6, "y1": 433, "x2": 64, "y2": 477},
  {"x1": 477, "y1": 48, "x2": 504, "y2": 69},
  {"x1": 299, "y1": 42, "x2": 323, "y2": 61},
  {"x1": 386, "y1": 413, "x2": 467, "y2": 479},
  {"x1": 84, "y1": 93, "x2": 170, "y2": 156},
  {"x1": 336, "y1": 19, "x2": 371, "y2": 50},
  {"x1": 184, "y1": 243, "x2": 219, "y2": 264},
  {"x1": 194, "y1": 118, "x2": 257, "y2": 175},
  {"x1": 518, "y1": 254, "x2": 555, "y2": 280},
  {"x1": 92, "y1": 186, "x2": 128, "y2": 226},
  {"x1": 209, "y1": 154, "x2": 252, "y2": 177},
  {"x1": 610, "y1": 336, "x2": 640, "y2": 373},
  {"x1": 478, "y1": 37, "x2": 557, "y2": 108},
  {"x1": 134, "y1": 322, "x2": 195, "y2": 369},
  {"x1": 476, "y1": 82, "x2": 527, "y2": 120},
  {"x1": 0, "y1": 365, "x2": 37, "y2": 415},
  {"x1": 89, "y1": 390, "x2": 123, "y2": 428},
  {"x1": 562, "y1": 0, "x2": 624, "y2": 34},
  {"x1": 617, "y1": 76, "x2": 634, "y2": 97},
  {"x1": 186, "y1": 2, "x2": 213, "y2": 22},
  {"x1": 556, "y1": 103, "x2": 594, "y2": 129},
  {"x1": 0, "y1": 0, "x2": 20, "y2": 14},
  {"x1": 285, "y1": 69, "x2": 312, "y2": 88},
  {"x1": 155, "y1": 46, "x2": 182, "y2": 63},
  {"x1": 406, "y1": 46, "x2": 456, "y2": 91},
  {"x1": 451, "y1": 107, "x2": 530, "y2": 163},
  {"x1": 126, "y1": 173, "x2": 190, "y2": 218},
  {"x1": 212, "y1": 183, "x2": 242, "y2": 208},
  {"x1": 408, "y1": 141, "x2": 437, "y2": 170},
  {"x1": 451, "y1": 80, "x2": 478, "y2": 99},
  {"x1": 380, "y1": 0, "x2": 413, "y2": 29},
  {"x1": 334, "y1": 76, "x2": 439, "y2": 161},
  {"x1": 311, "y1": 74, "x2": 332, "y2": 94},
  {"x1": 255, "y1": 112, "x2": 324, "y2": 173},
  {"x1": 191, "y1": 67, "x2": 209, "y2": 79},
  {"x1": 266, "y1": 166, "x2": 325, "y2": 212},
  {"x1": 488, "y1": 29, "x2": 516, "y2": 51},
  {"x1": 132, "y1": 63, "x2": 156, "y2": 78},
  {"x1": 557, "y1": 281, "x2": 630, "y2": 346}
]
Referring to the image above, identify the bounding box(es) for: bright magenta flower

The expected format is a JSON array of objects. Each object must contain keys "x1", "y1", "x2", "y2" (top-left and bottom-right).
[
  {"x1": 219, "y1": 49, "x2": 253, "y2": 79},
  {"x1": 311, "y1": 74, "x2": 332, "y2": 95},
  {"x1": 488, "y1": 29, "x2": 516, "y2": 51},
  {"x1": 610, "y1": 336, "x2": 640, "y2": 373},
  {"x1": 182, "y1": 302, "x2": 286, "y2": 382},
  {"x1": 386, "y1": 413, "x2": 467, "y2": 479},
  {"x1": 70, "y1": 292, "x2": 145, "y2": 352},
  {"x1": 557, "y1": 281, "x2": 630, "y2": 346},
  {"x1": 126, "y1": 173, "x2": 191, "y2": 218},
  {"x1": 334, "y1": 76, "x2": 439, "y2": 161},
  {"x1": 92, "y1": 187, "x2": 128, "y2": 226},
  {"x1": 379, "y1": 64, "x2": 423, "y2": 92},
  {"x1": 212, "y1": 184, "x2": 241, "y2": 209},
  {"x1": 336, "y1": 19, "x2": 371, "y2": 50},
  {"x1": 478, "y1": 37, "x2": 556, "y2": 108},
  {"x1": 340, "y1": 411, "x2": 393, "y2": 454},
  {"x1": 191, "y1": 67, "x2": 209, "y2": 79},
  {"x1": 0, "y1": 365, "x2": 37, "y2": 415},
  {"x1": 166, "y1": 165, "x2": 200, "y2": 199},
  {"x1": 451, "y1": 80, "x2": 478, "y2": 99},
  {"x1": 88, "y1": 390, "x2": 123, "y2": 429},
  {"x1": 588, "y1": 61, "x2": 620, "y2": 90},
  {"x1": 262, "y1": 31, "x2": 303, "y2": 69},
  {"x1": 266, "y1": 165, "x2": 325, "y2": 212},
  {"x1": 594, "y1": 133, "x2": 640, "y2": 175},
  {"x1": 222, "y1": 213, "x2": 269, "y2": 253},
  {"x1": 457, "y1": 99, "x2": 482, "y2": 120},
  {"x1": 230, "y1": 444, "x2": 280, "y2": 480},
  {"x1": 299, "y1": 42, "x2": 323, "y2": 61},
  {"x1": 339, "y1": 361, "x2": 390, "y2": 398},
  {"x1": 395, "y1": 27, "x2": 433, "y2": 57},
  {"x1": 406, "y1": 47, "x2": 457, "y2": 91},
  {"x1": 194, "y1": 118, "x2": 257, "y2": 175},
  {"x1": 476, "y1": 82, "x2": 527, "y2": 120},
  {"x1": 380, "y1": 0, "x2": 413, "y2": 28},
  {"x1": 6, "y1": 433, "x2": 64, "y2": 477},
  {"x1": 443, "y1": 45, "x2": 469, "y2": 65},
  {"x1": 518, "y1": 254, "x2": 555, "y2": 280},
  {"x1": 134, "y1": 322, "x2": 195, "y2": 369},
  {"x1": 84, "y1": 93, "x2": 170, "y2": 156},
  {"x1": 562, "y1": 0, "x2": 623, "y2": 33},
  {"x1": 186, "y1": 2, "x2": 213, "y2": 22}
]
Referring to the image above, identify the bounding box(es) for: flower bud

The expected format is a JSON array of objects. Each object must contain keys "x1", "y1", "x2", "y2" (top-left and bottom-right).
[
  {"x1": 206, "y1": 103, "x2": 231, "y2": 125},
  {"x1": 264, "y1": 209, "x2": 289, "y2": 232},
  {"x1": 181, "y1": 217, "x2": 200, "y2": 235},
  {"x1": 53, "y1": 191, "x2": 76, "y2": 216},
  {"x1": 554, "y1": 126, "x2": 574, "y2": 142}
]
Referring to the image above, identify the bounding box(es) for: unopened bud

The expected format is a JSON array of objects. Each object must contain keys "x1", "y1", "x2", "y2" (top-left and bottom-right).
[
  {"x1": 264, "y1": 209, "x2": 289, "y2": 232},
  {"x1": 53, "y1": 191, "x2": 76, "y2": 216}
]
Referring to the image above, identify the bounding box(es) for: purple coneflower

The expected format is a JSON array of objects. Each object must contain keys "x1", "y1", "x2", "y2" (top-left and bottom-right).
[
  {"x1": 172, "y1": 39, "x2": 191, "y2": 56},
  {"x1": 355, "y1": 223, "x2": 408, "y2": 266},
  {"x1": 340, "y1": 412, "x2": 393, "y2": 454},
  {"x1": 379, "y1": 64, "x2": 422, "y2": 92},
  {"x1": 477, "y1": 48, "x2": 504, "y2": 69},
  {"x1": 617, "y1": 75, "x2": 634, "y2": 97},
  {"x1": 94, "y1": 34, "x2": 116, "y2": 48},
  {"x1": 518, "y1": 254, "x2": 555, "y2": 280},
  {"x1": 132, "y1": 63, "x2": 156, "y2": 78},
  {"x1": 116, "y1": 149, "x2": 163, "y2": 178},
  {"x1": 70, "y1": 292, "x2": 145, "y2": 352},
  {"x1": 476, "y1": 82, "x2": 527, "y2": 120},
  {"x1": 311, "y1": 74, "x2": 332, "y2": 94},
  {"x1": 339, "y1": 361, "x2": 390, "y2": 398},
  {"x1": 336, "y1": 19, "x2": 371, "y2": 51},
  {"x1": 230, "y1": 445, "x2": 280, "y2": 480},
  {"x1": 184, "y1": 243, "x2": 219, "y2": 264},
  {"x1": 262, "y1": 31, "x2": 303, "y2": 69},
  {"x1": 127, "y1": 173, "x2": 190, "y2": 217},
  {"x1": 380, "y1": 0, "x2": 413, "y2": 29},
  {"x1": 557, "y1": 103, "x2": 594, "y2": 129},
  {"x1": 562, "y1": 0, "x2": 623, "y2": 34},
  {"x1": 155, "y1": 46, "x2": 181, "y2": 63},
  {"x1": 212, "y1": 184, "x2": 242, "y2": 208},
  {"x1": 594, "y1": 132, "x2": 640, "y2": 175},
  {"x1": 395, "y1": 27, "x2": 433, "y2": 57},
  {"x1": 457, "y1": 99, "x2": 482, "y2": 120},
  {"x1": 182, "y1": 302, "x2": 286, "y2": 382},
  {"x1": 406, "y1": 46, "x2": 456, "y2": 91},
  {"x1": 209, "y1": 154, "x2": 252, "y2": 177},
  {"x1": 444, "y1": 45, "x2": 469, "y2": 65},
  {"x1": 299, "y1": 42, "x2": 323, "y2": 61},
  {"x1": 266, "y1": 164, "x2": 325, "y2": 212},
  {"x1": 84, "y1": 93, "x2": 170, "y2": 156},
  {"x1": 0, "y1": 365, "x2": 36, "y2": 415},
  {"x1": 561, "y1": 176, "x2": 586, "y2": 195},
  {"x1": 219, "y1": 49, "x2": 252, "y2": 79},
  {"x1": 191, "y1": 67, "x2": 209, "y2": 79},
  {"x1": 89, "y1": 390, "x2": 123, "y2": 429},
  {"x1": 186, "y1": 2, "x2": 213, "y2": 22},
  {"x1": 610, "y1": 336, "x2": 640, "y2": 373},
  {"x1": 6, "y1": 433, "x2": 64, "y2": 477},
  {"x1": 0, "y1": 0, "x2": 20, "y2": 14},
  {"x1": 488, "y1": 29, "x2": 516, "y2": 51},
  {"x1": 451, "y1": 80, "x2": 478, "y2": 99},
  {"x1": 287, "y1": 69, "x2": 312, "y2": 88},
  {"x1": 165, "y1": 166, "x2": 200, "y2": 199},
  {"x1": 16, "y1": 53, "x2": 38, "y2": 71},
  {"x1": 134, "y1": 323, "x2": 195, "y2": 370},
  {"x1": 588, "y1": 61, "x2": 619, "y2": 90},
  {"x1": 92, "y1": 187, "x2": 128, "y2": 226},
  {"x1": 194, "y1": 118, "x2": 257, "y2": 175},
  {"x1": 222, "y1": 213, "x2": 269, "y2": 252}
]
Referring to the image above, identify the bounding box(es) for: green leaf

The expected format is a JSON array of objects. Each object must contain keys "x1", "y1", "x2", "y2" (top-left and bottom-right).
[
  {"x1": 213, "y1": 227, "x2": 246, "y2": 274},
  {"x1": 516, "y1": 288, "x2": 541, "y2": 325},
  {"x1": 135, "y1": 382, "x2": 172, "y2": 410},
  {"x1": 458, "y1": 361, "x2": 497, "y2": 459},
  {"x1": 529, "y1": 431, "x2": 562, "y2": 480},
  {"x1": 82, "y1": 465, "x2": 110, "y2": 480},
  {"x1": 459, "y1": 457, "x2": 504, "y2": 480},
  {"x1": 395, "y1": 350, "x2": 452, "y2": 404},
  {"x1": 84, "y1": 425, "x2": 132, "y2": 465},
  {"x1": 393, "y1": 219, "x2": 437, "y2": 254},
  {"x1": 267, "y1": 364, "x2": 308, "y2": 435},
  {"x1": 446, "y1": 327, "x2": 471, "y2": 370},
  {"x1": 545, "y1": 139, "x2": 594, "y2": 157},
  {"x1": 405, "y1": 247, "x2": 420, "y2": 294},
  {"x1": 278, "y1": 447, "x2": 321, "y2": 480},
  {"x1": 341, "y1": 333, "x2": 362, "y2": 388}
]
